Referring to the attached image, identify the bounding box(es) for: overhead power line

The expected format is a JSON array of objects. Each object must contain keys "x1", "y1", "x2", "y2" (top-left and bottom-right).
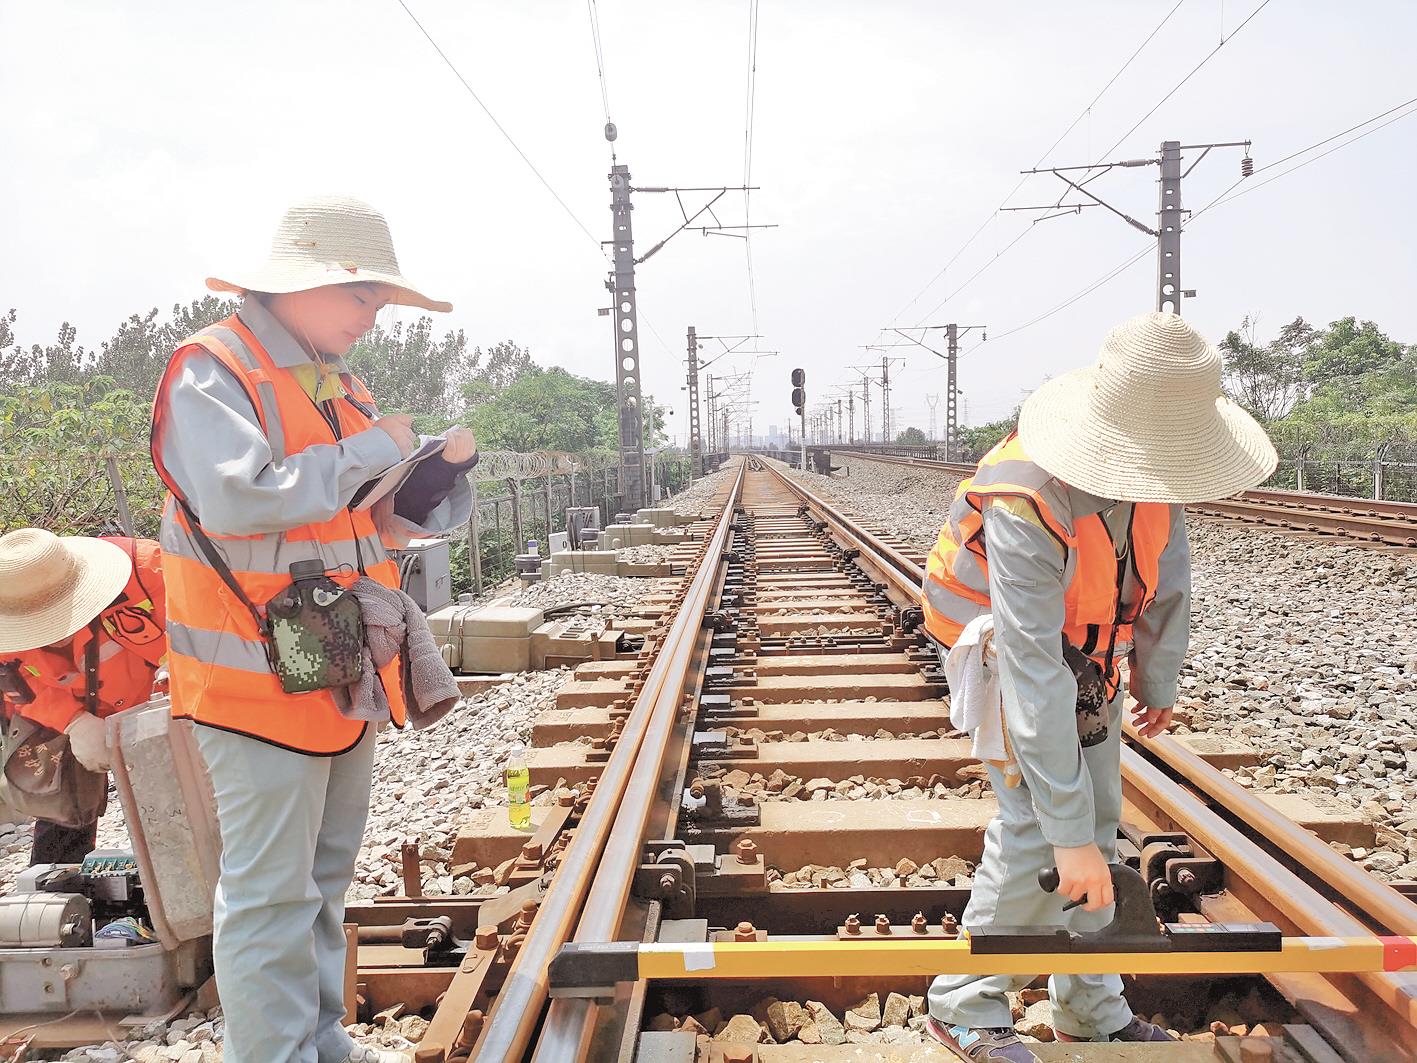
[
  {"x1": 981, "y1": 93, "x2": 1417, "y2": 347},
  {"x1": 901, "y1": 0, "x2": 1276, "y2": 331},
  {"x1": 742, "y1": 0, "x2": 763, "y2": 343},
  {"x1": 586, "y1": 0, "x2": 613, "y2": 128},
  {"x1": 887, "y1": 0, "x2": 1190, "y2": 328},
  {"x1": 394, "y1": 0, "x2": 602, "y2": 249}
]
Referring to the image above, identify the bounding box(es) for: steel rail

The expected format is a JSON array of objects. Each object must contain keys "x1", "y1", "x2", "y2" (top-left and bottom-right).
[
  {"x1": 759, "y1": 458, "x2": 925, "y2": 594},
  {"x1": 465, "y1": 461, "x2": 746, "y2": 1063},
  {"x1": 530, "y1": 468, "x2": 743, "y2": 1060},
  {"x1": 831, "y1": 448, "x2": 1417, "y2": 547},
  {"x1": 1123, "y1": 747, "x2": 1417, "y2": 1053},
  {"x1": 1125, "y1": 720, "x2": 1417, "y2": 936}
]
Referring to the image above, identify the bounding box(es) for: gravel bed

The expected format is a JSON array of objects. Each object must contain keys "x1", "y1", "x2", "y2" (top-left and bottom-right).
[
  {"x1": 502, "y1": 571, "x2": 671, "y2": 618},
  {"x1": 618, "y1": 542, "x2": 682, "y2": 564},
  {"x1": 779, "y1": 454, "x2": 1417, "y2": 879},
  {"x1": 706, "y1": 765, "x2": 989, "y2": 803},
  {"x1": 645, "y1": 982, "x2": 1285, "y2": 1047},
  {"x1": 664, "y1": 466, "x2": 737, "y2": 515}
]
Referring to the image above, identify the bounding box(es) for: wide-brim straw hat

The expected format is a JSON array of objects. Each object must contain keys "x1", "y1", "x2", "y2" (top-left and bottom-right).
[
  {"x1": 1017, "y1": 311, "x2": 1277, "y2": 504},
  {"x1": 207, "y1": 194, "x2": 452, "y2": 313},
  {"x1": 0, "y1": 530, "x2": 132, "y2": 654}
]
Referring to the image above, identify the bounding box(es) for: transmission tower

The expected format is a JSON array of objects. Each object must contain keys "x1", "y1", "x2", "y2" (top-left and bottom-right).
[{"x1": 925, "y1": 394, "x2": 940, "y2": 443}]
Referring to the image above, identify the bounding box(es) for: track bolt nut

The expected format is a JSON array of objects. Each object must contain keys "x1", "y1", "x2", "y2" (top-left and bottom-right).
[
  {"x1": 521, "y1": 840, "x2": 543, "y2": 861},
  {"x1": 911, "y1": 912, "x2": 928, "y2": 934},
  {"x1": 844, "y1": 914, "x2": 861, "y2": 935},
  {"x1": 874, "y1": 914, "x2": 892, "y2": 935},
  {"x1": 474, "y1": 926, "x2": 499, "y2": 950},
  {"x1": 659, "y1": 873, "x2": 677, "y2": 891},
  {"x1": 734, "y1": 921, "x2": 758, "y2": 941},
  {"x1": 516, "y1": 901, "x2": 539, "y2": 930},
  {"x1": 942, "y1": 913, "x2": 959, "y2": 937},
  {"x1": 1176, "y1": 867, "x2": 1197, "y2": 888},
  {"x1": 735, "y1": 838, "x2": 760, "y2": 865},
  {"x1": 557, "y1": 788, "x2": 576, "y2": 807}
]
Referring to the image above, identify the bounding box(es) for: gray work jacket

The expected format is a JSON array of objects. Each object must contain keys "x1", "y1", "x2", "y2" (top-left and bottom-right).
[{"x1": 982, "y1": 488, "x2": 1190, "y2": 848}]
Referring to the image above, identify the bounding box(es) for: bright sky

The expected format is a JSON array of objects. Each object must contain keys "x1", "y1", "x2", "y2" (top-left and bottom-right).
[{"x1": 2, "y1": 1, "x2": 1413, "y2": 446}]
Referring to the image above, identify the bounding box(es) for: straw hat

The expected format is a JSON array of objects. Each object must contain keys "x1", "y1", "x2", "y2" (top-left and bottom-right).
[
  {"x1": 1017, "y1": 312, "x2": 1277, "y2": 504},
  {"x1": 207, "y1": 195, "x2": 452, "y2": 312},
  {"x1": 0, "y1": 530, "x2": 132, "y2": 654}
]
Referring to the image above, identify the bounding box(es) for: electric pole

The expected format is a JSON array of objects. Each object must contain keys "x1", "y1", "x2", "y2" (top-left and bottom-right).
[
  {"x1": 686, "y1": 326, "x2": 703, "y2": 477},
  {"x1": 1010, "y1": 137, "x2": 1252, "y2": 315},
  {"x1": 607, "y1": 160, "x2": 647, "y2": 511},
  {"x1": 847, "y1": 391, "x2": 855, "y2": 444},
  {"x1": 886, "y1": 325, "x2": 985, "y2": 462}
]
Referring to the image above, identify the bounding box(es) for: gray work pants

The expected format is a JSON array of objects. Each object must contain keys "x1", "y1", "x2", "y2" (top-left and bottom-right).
[
  {"x1": 196, "y1": 724, "x2": 376, "y2": 1063},
  {"x1": 928, "y1": 694, "x2": 1134, "y2": 1039}
]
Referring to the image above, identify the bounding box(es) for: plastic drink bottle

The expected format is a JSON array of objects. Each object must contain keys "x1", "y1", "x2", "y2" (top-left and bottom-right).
[{"x1": 506, "y1": 742, "x2": 531, "y2": 830}]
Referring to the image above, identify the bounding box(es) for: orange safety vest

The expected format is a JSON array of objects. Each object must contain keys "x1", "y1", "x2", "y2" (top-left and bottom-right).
[
  {"x1": 150, "y1": 314, "x2": 406, "y2": 755},
  {"x1": 921, "y1": 433, "x2": 1174, "y2": 687},
  {"x1": 2, "y1": 537, "x2": 167, "y2": 732}
]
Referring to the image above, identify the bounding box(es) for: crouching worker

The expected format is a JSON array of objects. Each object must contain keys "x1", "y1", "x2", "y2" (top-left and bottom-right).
[
  {"x1": 919, "y1": 313, "x2": 1276, "y2": 1061},
  {"x1": 149, "y1": 196, "x2": 475, "y2": 1063},
  {"x1": 0, "y1": 531, "x2": 166, "y2": 864}
]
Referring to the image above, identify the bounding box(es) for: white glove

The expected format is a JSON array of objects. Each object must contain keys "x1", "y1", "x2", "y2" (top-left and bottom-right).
[{"x1": 65, "y1": 713, "x2": 111, "y2": 773}]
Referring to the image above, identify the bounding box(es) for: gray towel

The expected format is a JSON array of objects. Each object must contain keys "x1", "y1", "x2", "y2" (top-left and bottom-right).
[{"x1": 334, "y1": 576, "x2": 461, "y2": 730}]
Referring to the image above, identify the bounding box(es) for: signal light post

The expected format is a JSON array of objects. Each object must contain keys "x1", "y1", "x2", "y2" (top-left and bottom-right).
[{"x1": 790, "y1": 367, "x2": 806, "y2": 470}]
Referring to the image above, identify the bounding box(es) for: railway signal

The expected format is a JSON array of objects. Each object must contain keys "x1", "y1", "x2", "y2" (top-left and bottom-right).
[{"x1": 790, "y1": 367, "x2": 806, "y2": 468}]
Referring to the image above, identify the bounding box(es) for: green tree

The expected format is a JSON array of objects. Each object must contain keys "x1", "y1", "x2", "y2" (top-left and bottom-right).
[
  {"x1": 0, "y1": 378, "x2": 163, "y2": 535},
  {"x1": 346, "y1": 317, "x2": 482, "y2": 427},
  {"x1": 957, "y1": 412, "x2": 1019, "y2": 461},
  {"x1": 463, "y1": 365, "x2": 618, "y2": 452},
  {"x1": 895, "y1": 425, "x2": 928, "y2": 445},
  {"x1": 1219, "y1": 315, "x2": 1312, "y2": 421},
  {"x1": 90, "y1": 296, "x2": 236, "y2": 396}
]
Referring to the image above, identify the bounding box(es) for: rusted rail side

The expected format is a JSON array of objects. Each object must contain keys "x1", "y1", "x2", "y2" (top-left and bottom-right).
[{"x1": 464, "y1": 460, "x2": 746, "y2": 1063}]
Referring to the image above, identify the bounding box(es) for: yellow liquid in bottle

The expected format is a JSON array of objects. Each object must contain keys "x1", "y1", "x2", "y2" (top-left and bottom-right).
[{"x1": 506, "y1": 762, "x2": 531, "y2": 830}]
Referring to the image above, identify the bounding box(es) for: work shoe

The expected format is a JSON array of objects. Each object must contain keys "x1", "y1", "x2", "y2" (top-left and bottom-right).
[
  {"x1": 925, "y1": 1017, "x2": 1039, "y2": 1062},
  {"x1": 1056, "y1": 1015, "x2": 1175, "y2": 1042},
  {"x1": 340, "y1": 1045, "x2": 413, "y2": 1063}
]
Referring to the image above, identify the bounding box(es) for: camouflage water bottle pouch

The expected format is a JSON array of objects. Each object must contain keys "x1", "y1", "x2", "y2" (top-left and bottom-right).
[
  {"x1": 1061, "y1": 638, "x2": 1109, "y2": 749},
  {"x1": 263, "y1": 561, "x2": 365, "y2": 694}
]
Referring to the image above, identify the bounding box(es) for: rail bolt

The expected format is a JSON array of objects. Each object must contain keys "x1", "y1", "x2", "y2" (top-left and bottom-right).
[
  {"x1": 557, "y1": 788, "x2": 576, "y2": 806},
  {"x1": 516, "y1": 901, "x2": 539, "y2": 930},
  {"x1": 521, "y1": 840, "x2": 543, "y2": 862},
  {"x1": 1176, "y1": 867, "x2": 1197, "y2": 889},
  {"x1": 874, "y1": 914, "x2": 892, "y2": 935},
  {"x1": 735, "y1": 838, "x2": 760, "y2": 866},
  {"x1": 942, "y1": 913, "x2": 959, "y2": 938},
  {"x1": 911, "y1": 912, "x2": 928, "y2": 934},
  {"x1": 474, "y1": 926, "x2": 499, "y2": 950},
  {"x1": 734, "y1": 921, "x2": 758, "y2": 941},
  {"x1": 844, "y1": 914, "x2": 861, "y2": 935}
]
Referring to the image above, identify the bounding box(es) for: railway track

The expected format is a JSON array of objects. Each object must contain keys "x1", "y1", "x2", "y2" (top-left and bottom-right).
[
  {"x1": 829, "y1": 450, "x2": 1417, "y2": 551},
  {"x1": 349, "y1": 456, "x2": 1417, "y2": 1062}
]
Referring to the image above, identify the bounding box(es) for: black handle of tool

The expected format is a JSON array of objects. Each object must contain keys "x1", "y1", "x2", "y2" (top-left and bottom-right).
[{"x1": 1038, "y1": 867, "x2": 1084, "y2": 912}]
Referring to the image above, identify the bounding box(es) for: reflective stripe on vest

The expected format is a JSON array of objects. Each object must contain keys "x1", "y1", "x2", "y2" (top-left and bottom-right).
[
  {"x1": 150, "y1": 314, "x2": 406, "y2": 755},
  {"x1": 921, "y1": 432, "x2": 1172, "y2": 680}
]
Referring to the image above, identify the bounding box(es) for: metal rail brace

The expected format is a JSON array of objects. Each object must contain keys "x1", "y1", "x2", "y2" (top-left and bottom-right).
[{"x1": 546, "y1": 865, "x2": 1417, "y2": 998}]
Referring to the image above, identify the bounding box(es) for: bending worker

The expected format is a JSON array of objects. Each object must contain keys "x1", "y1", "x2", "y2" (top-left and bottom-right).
[
  {"x1": 149, "y1": 196, "x2": 474, "y2": 1063},
  {"x1": 920, "y1": 312, "x2": 1276, "y2": 1061},
  {"x1": 0, "y1": 530, "x2": 166, "y2": 864}
]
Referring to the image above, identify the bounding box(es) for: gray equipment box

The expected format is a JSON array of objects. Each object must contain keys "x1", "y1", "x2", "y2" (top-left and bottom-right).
[{"x1": 394, "y1": 538, "x2": 453, "y2": 612}]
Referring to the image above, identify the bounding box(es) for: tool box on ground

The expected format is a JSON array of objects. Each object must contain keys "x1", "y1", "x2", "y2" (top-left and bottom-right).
[{"x1": 0, "y1": 695, "x2": 217, "y2": 1024}]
